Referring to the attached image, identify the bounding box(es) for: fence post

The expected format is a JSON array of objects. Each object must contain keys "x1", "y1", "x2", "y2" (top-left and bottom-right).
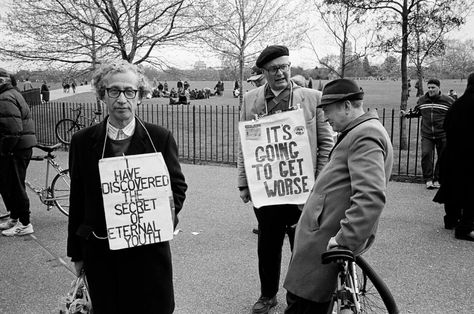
[{"x1": 193, "y1": 105, "x2": 196, "y2": 164}]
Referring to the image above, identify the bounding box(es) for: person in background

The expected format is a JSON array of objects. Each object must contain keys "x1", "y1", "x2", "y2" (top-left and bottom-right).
[
  {"x1": 0, "y1": 68, "x2": 37, "y2": 236},
  {"x1": 433, "y1": 73, "x2": 474, "y2": 241},
  {"x1": 402, "y1": 78, "x2": 453, "y2": 190},
  {"x1": 9, "y1": 74, "x2": 20, "y2": 92},
  {"x1": 247, "y1": 65, "x2": 266, "y2": 88},
  {"x1": 284, "y1": 79, "x2": 393, "y2": 313},
  {"x1": 291, "y1": 75, "x2": 307, "y2": 88},
  {"x1": 23, "y1": 77, "x2": 34, "y2": 91},
  {"x1": 238, "y1": 45, "x2": 334, "y2": 314},
  {"x1": 41, "y1": 80, "x2": 50, "y2": 103},
  {"x1": 67, "y1": 60, "x2": 187, "y2": 313},
  {"x1": 448, "y1": 89, "x2": 458, "y2": 100}
]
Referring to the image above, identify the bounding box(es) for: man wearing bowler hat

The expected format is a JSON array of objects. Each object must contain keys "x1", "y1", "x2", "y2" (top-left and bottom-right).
[
  {"x1": 238, "y1": 45, "x2": 334, "y2": 313},
  {"x1": 283, "y1": 79, "x2": 393, "y2": 313}
]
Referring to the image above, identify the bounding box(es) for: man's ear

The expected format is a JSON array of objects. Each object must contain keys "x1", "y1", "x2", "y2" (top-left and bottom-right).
[{"x1": 344, "y1": 100, "x2": 352, "y2": 111}]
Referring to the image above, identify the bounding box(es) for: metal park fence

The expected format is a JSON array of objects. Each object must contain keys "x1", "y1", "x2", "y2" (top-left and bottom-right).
[{"x1": 30, "y1": 101, "x2": 425, "y2": 181}]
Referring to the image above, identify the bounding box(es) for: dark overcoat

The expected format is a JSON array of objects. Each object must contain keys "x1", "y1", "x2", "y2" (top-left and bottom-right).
[
  {"x1": 67, "y1": 117, "x2": 187, "y2": 314},
  {"x1": 434, "y1": 86, "x2": 474, "y2": 207}
]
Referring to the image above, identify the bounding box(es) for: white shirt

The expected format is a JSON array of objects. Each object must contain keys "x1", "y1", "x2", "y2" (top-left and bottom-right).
[{"x1": 107, "y1": 119, "x2": 135, "y2": 140}]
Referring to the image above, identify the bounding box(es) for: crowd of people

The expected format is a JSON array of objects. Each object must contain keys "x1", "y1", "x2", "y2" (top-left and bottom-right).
[{"x1": 0, "y1": 43, "x2": 472, "y2": 314}]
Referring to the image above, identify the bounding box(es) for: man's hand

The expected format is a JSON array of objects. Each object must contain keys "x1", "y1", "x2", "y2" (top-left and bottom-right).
[
  {"x1": 74, "y1": 260, "x2": 84, "y2": 277},
  {"x1": 240, "y1": 187, "x2": 251, "y2": 203},
  {"x1": 327, "y1": 236, "x2": 339, "y2": 250}
]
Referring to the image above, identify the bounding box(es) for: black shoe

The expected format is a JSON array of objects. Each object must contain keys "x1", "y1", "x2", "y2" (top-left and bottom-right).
[
  {"x1": 252, "y1": 296, "x2": 277, "y2": 314},
  {"x1": 454, "y1": 230, "x2": 474, "y2": 242},
  {"x1": 252, "y1": 228, "x2": 259, "y2": 235}
]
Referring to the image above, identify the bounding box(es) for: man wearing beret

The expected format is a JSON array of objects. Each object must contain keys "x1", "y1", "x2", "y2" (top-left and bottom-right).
[
  {"x1": 283, "y1": 79, "x2": 393, "y2": 313},
  {"x1": 237, "y1": 45, "x2": 334, "y2": 314}
]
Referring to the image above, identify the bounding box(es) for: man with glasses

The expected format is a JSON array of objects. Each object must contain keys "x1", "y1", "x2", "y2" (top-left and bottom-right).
[
  {"x1": 67, "y1": 60, "x2": 187, "y2": 313},
  {"x1": 238, "y1": 45, "x2": 334, "y2": 314}
]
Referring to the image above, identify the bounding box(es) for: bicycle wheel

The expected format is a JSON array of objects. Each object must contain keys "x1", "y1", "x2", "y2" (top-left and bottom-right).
[
  {"x1": 55, "y1": 119, "x2": 80, "y2": 145},
  {"x1": 51, "y1": 169, "x2": 70, "y2": 216},
  {"x1": 354, "y1": 256, "x2": 399, "y2": 314}
]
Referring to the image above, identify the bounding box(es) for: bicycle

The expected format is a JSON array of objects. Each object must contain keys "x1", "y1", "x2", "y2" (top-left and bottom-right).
[
  {"x1": 55, "y1": 105, "x2": 102, "y2": 145},
  {"x1": 321, "y1": 248, "x2": 399, "y2": 314},
  {"x1": 0, "y1": 143, "x2": 70, "y2": 219}
]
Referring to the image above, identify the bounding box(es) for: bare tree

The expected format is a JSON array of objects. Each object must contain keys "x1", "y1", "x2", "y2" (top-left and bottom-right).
[
  {"x1": 409, "y1": 1, "x2": 465, "y2": 96},
  {"x1": 332, "y1": 0, "x2": 470, "y2": 148},
  {"x1": 194, "y1": 0, "x2": 308, "y2": 108},
  {"x1": 0, "y1": 0, "x2": 210, "y2": 71},
  {"x1": 308, "y1": 0, "x2": 374, "y2": 78}
]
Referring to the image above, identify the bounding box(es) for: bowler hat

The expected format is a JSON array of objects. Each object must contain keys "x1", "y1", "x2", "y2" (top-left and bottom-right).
[
  {"x1": 247, "y1": 65, "x2": 264, "y2": 82},
  {"x1": 256, "y1": 45, "x2": 289, "y2": 69},
  {"x1": 319, "y1": 79, "x2": 364, "y2": 107},
  {"x1": 0, "y1": 67, "x2": 9, "y2": 78}
]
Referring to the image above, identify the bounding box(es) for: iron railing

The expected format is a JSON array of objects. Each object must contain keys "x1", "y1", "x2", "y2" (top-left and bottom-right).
[{"x1": 30, "y1": 101, "x2": 427, "y2": 180}]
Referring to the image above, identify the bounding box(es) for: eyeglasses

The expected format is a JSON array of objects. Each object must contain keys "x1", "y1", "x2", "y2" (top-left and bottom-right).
[
  {"x1": 106, "y1": 88, "x2": 138, "y2": 99},
  {"x1": 264, "y1": 63, "x2": 291, "y2": 75}
]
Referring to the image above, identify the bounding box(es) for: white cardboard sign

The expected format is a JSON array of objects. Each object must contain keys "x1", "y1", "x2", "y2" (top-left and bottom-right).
[
  {"x1": 239, "y1": 108, "x2": 315, "y2": 208},
  {"x1": 99, "y1": 152, "x2": 174, "y2": 250}
]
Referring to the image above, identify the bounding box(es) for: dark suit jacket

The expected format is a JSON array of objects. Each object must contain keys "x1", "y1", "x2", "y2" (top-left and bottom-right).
[{"x1": 67, "y1": 117, "x2": 187, "y2": 313}]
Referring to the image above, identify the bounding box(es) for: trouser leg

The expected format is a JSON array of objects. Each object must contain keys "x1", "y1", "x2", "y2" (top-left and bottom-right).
[
  {"x1": 421, "y1": 137, "x2": 435, "y2": 181},
  {"x1": 254, "y1": 204, "x2": 301, "y2": 298},
  {"x1": 0, "y1": 149, "x2": 32, "y2": 225},
  {"x1": 433, "y1": 137, "x2": 446, "y2": 182}
]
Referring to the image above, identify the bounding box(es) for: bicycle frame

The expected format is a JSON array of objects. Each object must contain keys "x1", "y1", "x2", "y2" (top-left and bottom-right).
[
  {"x1": 336, "y1": 260, "x2": 361, "y2": 313},
  {"x1": 26, "y1": 151, "x2": 66, "y2": 210}
]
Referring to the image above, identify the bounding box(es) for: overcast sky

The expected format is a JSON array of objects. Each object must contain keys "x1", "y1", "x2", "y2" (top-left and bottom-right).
[{"x1": 1, "y1": 2, "x2": 473, "y2": 72}]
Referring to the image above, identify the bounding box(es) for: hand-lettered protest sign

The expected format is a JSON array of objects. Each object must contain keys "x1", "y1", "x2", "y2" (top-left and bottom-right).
[
  {"x1": 99, "y1": 152, "x2": 174, "y2": 250},
  {"x1": 239, "y1": 108, "x2": 314, "y2": 208}
]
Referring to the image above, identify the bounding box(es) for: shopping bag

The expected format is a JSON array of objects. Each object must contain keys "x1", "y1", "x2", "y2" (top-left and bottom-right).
[{"x1": 59, "y1": 273, "x2": 92, "y2": 314}]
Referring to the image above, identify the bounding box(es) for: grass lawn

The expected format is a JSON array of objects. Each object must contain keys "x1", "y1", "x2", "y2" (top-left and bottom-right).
[
  {"x1": 52, "y1": 79, "x2": 468, "y2": 110},
  {"x1": 34, "y1": 79, "x2": 462, "y2": 179}
]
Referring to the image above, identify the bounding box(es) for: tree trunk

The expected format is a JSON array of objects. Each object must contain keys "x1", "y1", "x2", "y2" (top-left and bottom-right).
[
  {"x1": 238, "y1": 51, "x2": 244, "y2": 110},
  {"x1": 399, "y1": 0, "x2": 409, "y2": 150}
]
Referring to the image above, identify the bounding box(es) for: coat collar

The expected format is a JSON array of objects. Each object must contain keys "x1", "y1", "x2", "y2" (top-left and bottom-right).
[{"x1": 339, "y1": 110, "x2": 379, "y2": 135}]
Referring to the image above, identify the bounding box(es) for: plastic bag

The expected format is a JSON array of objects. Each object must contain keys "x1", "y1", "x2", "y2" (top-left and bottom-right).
[{"x1": 59, "y1": 273, "x2": 92, "y2": 314}]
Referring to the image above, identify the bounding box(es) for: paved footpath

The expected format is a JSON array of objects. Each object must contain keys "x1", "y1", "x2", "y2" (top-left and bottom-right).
[
  {"x1": 0, "y1": 152, "x2": 473, "y2": 313},
  {"x1": 48, "y1": 85, "x2": 94, "y2": 101}
]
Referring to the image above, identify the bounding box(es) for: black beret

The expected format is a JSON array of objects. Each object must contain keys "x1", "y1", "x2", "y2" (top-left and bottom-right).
[
  {"x1": 256, "y1": 45, "x2": 289, "y2": 68},
  {"x1": 319, "y1": 79, "x2": 364, "y2": 107}
]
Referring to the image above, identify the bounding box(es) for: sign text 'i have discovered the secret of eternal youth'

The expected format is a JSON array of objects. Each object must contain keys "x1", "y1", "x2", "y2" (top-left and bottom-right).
[{"x1": 99, "y1": 153, "x2": 174, "y2": 250}]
